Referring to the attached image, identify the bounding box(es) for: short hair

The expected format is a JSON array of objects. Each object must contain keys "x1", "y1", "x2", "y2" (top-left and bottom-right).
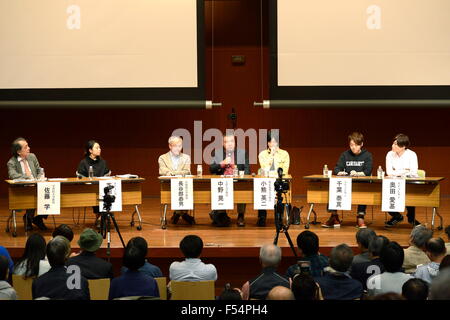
[
  {"x1": 380, "y1": 241, "x2": 404, "y2": 273},
  {"x1": 292, "y1": 274, "x2": 319, "y2": 300},
  {"x1": 425, "y1": 237, "x2": 447, "y2": 257},
  {"x1": 180, "y1": 235, "x2": 203, "y2": 258},
  {"x1": 439, "y1": 255, "x2": 450, "y2": 271},
  {"x1": 296, "y1": 231, "x2": 319, "y2": 256},
  {"x1": 329, "y1": 244, "x2": 354, "y2": 272},
  {"x1": 0, "y1": 255, "x2": 9, "y2": 281},
  {"x1": 356, "y1": 228, "x2": 376, "y2": 249},
  {"x1": 168, "y1": 136, "x2": 182, "y2": 145},
  {"x1": 84, "y1": 140, "x2": 99, "y2": 157},
  {"x1": 444, "y1": 225, "x2": 450, "y2": 240},
  {"x1": 266, "y1": 286, "x2": 295, "y2": 300},
  {"x1": 402, "y1": 278, "x2": 429, "y2": 300},
  {"x1": 429, "y1": 268, "x2": 450, "y2": 300},
  {"x1": 52, "y1": 224, "x2": 74, "y2": 242},
  {"x1": 368, "y1": 235, "x2": 390, "y2": 257},
  {"x1": 394, "y1": 133, "x2": 410, "y2": 148},
  {"x1": 368, "y1": 292, "x2": 405, "y2": 300},
  {"x1": 46, "y1": 236, "x2": 70, "y2": 267},
  {"x1": 127, "y1": 237, "x2": 148, "y2": 257},
  {"x1": 267, "y1": 130, "x2": 280, "y2": 144},
  {"x1": 348, "y1": 132, "x2": 364, "y2": 145},
  {"x1": 259, "y1": 244, "x2": 282, "y2": 267},
  {"x1": 218, "y1": 284, "x2": 242, "y2": 300},
  {"x1": 123, "y1": 243, "x2": 146, "y2": 271},
  {"x1": 11, "y1": 137, "x2": 26, "y2": 157},
  {"x1": 410, "y1": 225, "x2": 433, "y2": 248}
]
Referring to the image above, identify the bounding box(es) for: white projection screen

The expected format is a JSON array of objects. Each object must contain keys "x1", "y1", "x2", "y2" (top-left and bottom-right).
[
  {"x1": 0, "y1": 0, "x2": 204, "y2": 100},
  {"x1": 271, "y1": 0, "x2": 450, "y2": 99}
]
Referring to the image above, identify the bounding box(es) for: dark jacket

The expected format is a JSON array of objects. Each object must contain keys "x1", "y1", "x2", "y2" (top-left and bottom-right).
[
  {"x1": 67, "y1": 251, "x2": 114, "y2": 279},
  {"x1": 209, "y1": 148, "x2": 250, "y2": 175},
  {"x1": 350, "y1": 258, "x2": 385, "y2": 290},
  {"x1": 77, "y1": 156, "x2": 110, "y2": 177},
  {"x1": 32, "y1": 266, "x2": 90, "y2": 300},
  {"x1": 333, "y1": 149, "x2": 373, "y2": 176},
  {"x1": 286, "y1": 253, "x2": 329, "y2": 278},
  {"x1": 108, "y1": 270, "x2": 159, "y2": 300},
  {"x1": 314, "y1": 272, "x2": 363, "y2": 300},
  {"x1": 248, "y1": 267, "x2": 290, "y2": 300}
]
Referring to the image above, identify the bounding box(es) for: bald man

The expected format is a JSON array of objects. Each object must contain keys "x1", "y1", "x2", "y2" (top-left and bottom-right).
[{"x1": 266, "y1": 286, "x2": 295, "y2": 300}]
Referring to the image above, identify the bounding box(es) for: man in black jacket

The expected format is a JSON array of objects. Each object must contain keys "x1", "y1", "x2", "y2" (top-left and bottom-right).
[
  {"x1": 322, "y1": 132, "x2": 373, "y2": 229},
  {"x1": 209, "y1": 134, "x2": 250, "y2": 227},
  {"x1": 67, "y1": 228, "x2": 113, "y2": 279}
]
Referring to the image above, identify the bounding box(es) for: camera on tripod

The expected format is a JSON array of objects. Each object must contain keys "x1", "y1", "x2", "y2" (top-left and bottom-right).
[
  {"x1": 102, "y1": 184, "x2": 116, "y2": 212},
  {"x1": 274, "y1": 168, "x2": 289, "y2": 194}
]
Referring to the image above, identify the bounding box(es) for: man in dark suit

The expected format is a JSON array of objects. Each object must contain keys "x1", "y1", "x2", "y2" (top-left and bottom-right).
[
  {"x1": 67, "y1": 228, "x2": 113, "y2": 279},
  {"x1": 7, "y1": 137, "x2": 47, "y2": 230},
  {"x1": 209, "y1": 134, "x2": 250, "y2": 227}
]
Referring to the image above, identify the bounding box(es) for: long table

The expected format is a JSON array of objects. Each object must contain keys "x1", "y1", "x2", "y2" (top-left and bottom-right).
[
  {"x1": 303, "y1": 175, "x2": 445, "y2": 230},
  {"x1": 158, "y1": 175, "x2": 293, "y2": 229},
  {"x1": 5, "y1": 177, "x2": 145, "y2": 237}
]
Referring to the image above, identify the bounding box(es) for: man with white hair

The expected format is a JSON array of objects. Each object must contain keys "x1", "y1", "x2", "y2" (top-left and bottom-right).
[
  {"x1": 158, "y1": 136, "x2": 194, "y2": 224},
  {"x1": 241, "y1": 244, "x2": 290, "y2": 300},
  {"x1": 403, "y1": 225, "x2": 433, "y2": 273}
]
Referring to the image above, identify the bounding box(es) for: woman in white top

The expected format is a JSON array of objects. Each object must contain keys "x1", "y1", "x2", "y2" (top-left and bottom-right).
[
  {"x1": 14, "y1": 233, "x2": 51, "y2": 278},
  {"x1": 385, "y1": 134, "x2": 420, "y2": 227}
]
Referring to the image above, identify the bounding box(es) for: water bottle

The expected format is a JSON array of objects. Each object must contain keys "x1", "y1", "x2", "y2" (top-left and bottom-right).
[
  {"x1": 377, "y1": 166, "x2": 383, "y2": 179},
  {"x1": 88, "y1": 166, "x2": 94, "y2": 180},
  {"x1": 323, "y1": 164, "x2": 328, "y2": 177},
  {"x1": 38, "y1": 167, "x2": 45, "y2": 181},
  {"x1": 197, "y1": 165, "x2": 203, "y2": 177},
  {"x1": 233, "y1": 166, "x2": 238, "y2": 177}
]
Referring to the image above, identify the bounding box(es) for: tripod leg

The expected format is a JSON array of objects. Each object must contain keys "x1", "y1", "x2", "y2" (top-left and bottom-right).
[
  {"x1": 305, "y1": 204, "x2": 314, "y2": 229},
  {"x1": 110, "y1": 214, "x2": 126, "y2": 248},
  {"x1": 273, "y1": 230, "x2": 280, "y2": 246},
  {"x1": 283, "y1": 229, "x2": 298, "y2": 258}
]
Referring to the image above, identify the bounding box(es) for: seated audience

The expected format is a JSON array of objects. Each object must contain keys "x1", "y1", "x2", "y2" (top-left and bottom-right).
[
  {"x1": 121, "y1": 237, "x2": 163, "y2": 278},
  {"x1": 242, "y1": 244, "x2": 290, "y2": 300},
  {"x1": 429, "y1": 268, "x2": 450, "y2": 300},
  {"x1": 439, "y1": 255, "x2": 450, "y2": 271},
  {"x1": 403, "y1": 225, "x2": 432, "y2": 273},
  {"x1": 170, "y1": 235, "x2": 217, "y2": 282},
  {"x1": 351, "y1": 235, "x2": 389, "y2": 290},
  {"x1": 218, "y1": 284, "x2": 242, "y2": 300},
  {"x1": 315, "y1": 244, "x2": 363, "y2": 300},
  {"x1": 109, "y1": 239, "x2": 159, "y2": 299},
  {"x1": 444, "y1": 225, "x2": 450, "y2": 254},
  {"x1": 286, "y1": 231, "x2": 329, "y2": 278},
  {"x1": 0, "y1": 246, "x2": 14, "y2": 275},
  {"x1": 67, "y1": 228, "x2": 113, "y2": 279},
  {"x1": 14, "y1": 233, "x2": 50, "y2": 278},
  {"x1": 0, "y1": 256, "x2": 17, "y2": 300},
  {"x1": 291, "y1": 273, "x2": 322, "y2": 300},
  {"x1": 352, "y1": 228, "x2": 376, "y2": 265},
  {"x1": 266, "y1": 286, "x2": 295, "y2": 300},
  {"x1": 367, "y1": 242, "x2": 412, "y2": 296},
  {"x1": 414, "y1": 237, "x2": 447, "y2": 284},
  {"x1": 52, "y1": 224, "x2": 74, "y2": 242},
  {"x1": 402, "y1": 278, "x2": 429, "y2": 300},
  {"x1": 32, "y1": 236, "x2": 90, "y2": 300}
]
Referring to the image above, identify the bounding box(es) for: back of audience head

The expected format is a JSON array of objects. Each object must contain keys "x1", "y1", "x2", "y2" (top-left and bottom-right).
[
  {"x1": 439, "y1": 255, "x2": 450, "y2": 271},
  {"x1": 368, "y1": 235, "x2": 390, "y2": 258},
  {"x1": 329, "y1": 244, "x2": 353, "y2": 273},
  {"x1": 296, "y1": 231, "x2": 319, "y2": 257},
  {"x1": 425, "y1": 237, "x2": 447, "y2": 260},
  {"x1": 17, "y1": 233, "x2": 47, "y2": 277},
  {"x1": 356, "y1": 228, "x2": 376, "y2": 251},
  {"x1": 180, "y1": 235, "x2": 203, "y2": 259},
  {"x1": 123, "y1": 240, "x2": 146, "y2": 271},
  {"x1": 266, "y1": 286, "x2": 295, "y2": 300},
  {"x1": 368, "y1": 292, "x2": 405, "y2": 300},
  {"x1": 410, "y1": 225, "x2": 433, "y2": 248},
  {"x1": 259, "y1": 244, "x2": 282, "y2": 268},
  {"x1": 52, "y1": 224, "x2": 74, "y2": 242},
  {"x1": 218, "y1": 283, "x2": 242, "y2": 300},
  {"x1": 127, "y1": 237, "x2": 148, "y2": 258},
  {"x1": 292, "y1": 273, "x2": 320, "y2": 300},
  {"x1": 0, "y1": 255, "x2": 9, "y2": 281},
  {"x1": 402, "y1": 278, "x2": 429, "y2": 300},
  {"x1": 47, "y1": 236, "x2": 71, "y2": 268},
  {"x1": 429, "y1": 268, "x2": 450, "y2": 300},
  {"x1": 380, "y1": 241, "x2": 404, "y2": 273}
]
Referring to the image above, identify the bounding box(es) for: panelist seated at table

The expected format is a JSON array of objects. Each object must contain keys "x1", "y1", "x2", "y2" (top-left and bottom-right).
[
  {"x1": 7, "y1": 137, "x2": 48, "y2": 231},
  {"x1": 322, "y1": 132, "x2": 372, "y2": 229},
  {"x1": 257, "y1": 131, "x2": 290, "y2": 227},
  {"x1": 158, "y1": 135, "x2": 194, "y2": 225},
  {"x1": 385, "y1": 134, "x2": 421, "y2": 228},
  {"x1": 76, "y1": 140, "x2": 111, "y2": 229},
  {"x1": 209, "y1": 134, "x2": 250, "y2": 227}
]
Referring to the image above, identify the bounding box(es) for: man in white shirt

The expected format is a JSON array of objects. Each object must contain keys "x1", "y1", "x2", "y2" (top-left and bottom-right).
[
  {"x1": 169, "y1": 235, "x2": 217, "y2": 282},
  {"x1": 385, "y1": 134, "x2": 421, "y2": 227}
]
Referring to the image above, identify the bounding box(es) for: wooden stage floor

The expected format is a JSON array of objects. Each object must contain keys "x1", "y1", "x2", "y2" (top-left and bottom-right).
[{"x1": 1, "y1": 196, "x2": 448, "y2": 258}]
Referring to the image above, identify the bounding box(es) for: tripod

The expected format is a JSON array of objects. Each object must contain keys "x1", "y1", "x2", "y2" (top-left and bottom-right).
[
  {"x1": 100, "y1": 189, "x2": 125, "y2": 259},
  {"x1": 273, "y1": 191, "x2": 298, "y2": 258}
]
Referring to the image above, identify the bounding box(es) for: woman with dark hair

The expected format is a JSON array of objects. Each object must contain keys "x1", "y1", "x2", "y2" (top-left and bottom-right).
[
  {"x1": 76, "y1": 140, "x2": 111, "y2": 227},
  {"x1": 14, "y1": 233, "x2": 50, "y2": 278}
]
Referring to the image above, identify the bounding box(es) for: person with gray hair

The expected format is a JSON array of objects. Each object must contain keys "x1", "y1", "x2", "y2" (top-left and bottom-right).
[
  {"x1": 352, "y1": 228, "x2": 376, "y2": 265},
  {"x1": 32, "y1": 236, "x2": 90, "y2": 300},
  {"x1": 403, "y1": 225, "x2": 433, "y2": 273},
  {"x1": 429, "y1": 268, "x2": 450, "y2": 300},
  {"x1": 315, "y1": 244, "x2": 363, "y2": 300},
  {"x1": 241, "y1": 244, "x2": 289, "y2": 300}
]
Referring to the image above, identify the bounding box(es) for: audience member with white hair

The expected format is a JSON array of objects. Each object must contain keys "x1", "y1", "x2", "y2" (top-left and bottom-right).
[{"x1": 402, "y1": 225, "x2": 432, "y2": 273}]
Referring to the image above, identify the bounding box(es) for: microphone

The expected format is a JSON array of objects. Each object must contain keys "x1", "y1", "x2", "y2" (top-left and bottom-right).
[{"x1": 277, "y1": 167, "x2": 283, "y2": 178}]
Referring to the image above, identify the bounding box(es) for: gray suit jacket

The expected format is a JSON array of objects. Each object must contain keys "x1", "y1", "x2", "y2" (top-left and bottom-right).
[{"x1": 7, "y1": 153, "x2": 40, "y2": 179}]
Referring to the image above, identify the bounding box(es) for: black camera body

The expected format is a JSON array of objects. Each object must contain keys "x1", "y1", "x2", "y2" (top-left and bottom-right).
[
  {"x1": 102, "y1": 185, "x2": 116, "y2": 212},
  {"x1": 274, "y1": 167, "x2": 289, "y2": 193}
]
